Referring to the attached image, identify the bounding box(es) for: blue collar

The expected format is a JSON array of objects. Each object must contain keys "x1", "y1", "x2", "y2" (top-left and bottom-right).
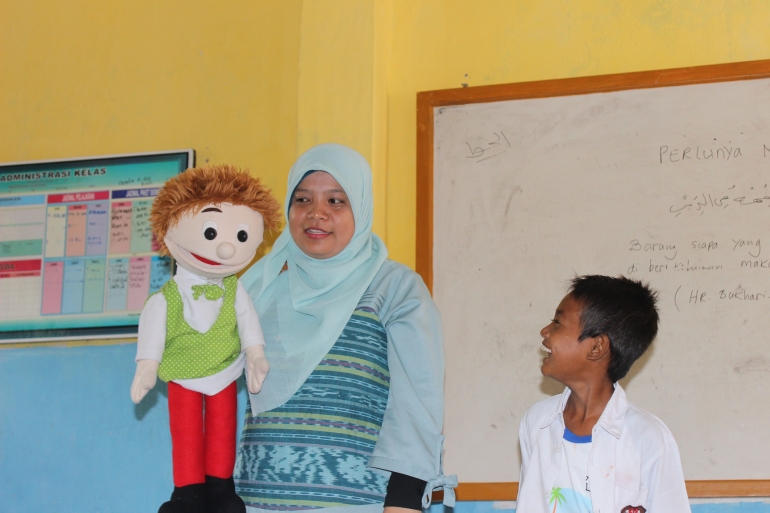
[{"x1": 563, "y1": 427, "x2": 592, "y2": 443}]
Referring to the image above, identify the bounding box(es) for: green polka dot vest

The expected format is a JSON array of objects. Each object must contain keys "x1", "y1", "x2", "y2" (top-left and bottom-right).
[{"x1": 157, "y1": 275, "x2": 241, "y2": 382}]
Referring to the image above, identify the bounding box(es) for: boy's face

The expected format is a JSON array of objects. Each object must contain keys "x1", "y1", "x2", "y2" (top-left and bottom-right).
[{"x1": 539, "y1": 293, "x2": 592, "y2": 383}]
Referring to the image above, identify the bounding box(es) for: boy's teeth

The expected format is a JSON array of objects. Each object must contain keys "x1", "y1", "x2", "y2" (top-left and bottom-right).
[{"x1": 540, "y1": 344, "x2": 551, "y2": 354}]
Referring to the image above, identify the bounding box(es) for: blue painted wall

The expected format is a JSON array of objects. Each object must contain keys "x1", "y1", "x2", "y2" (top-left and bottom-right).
[
  {"x1": 0, "y1": 342, "x2": 247, "y2": 513},
  {"x1": 1, "y1": 343, "x2": 768, "y2": 512}
]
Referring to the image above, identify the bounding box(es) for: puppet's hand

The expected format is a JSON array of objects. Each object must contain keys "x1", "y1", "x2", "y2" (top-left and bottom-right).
[
  {"x1": 245, "y1": 345, "x2": 270, "y2": 394},
  {"x1": 131, "y1": 359, "x2": 160, "y2": 404}
]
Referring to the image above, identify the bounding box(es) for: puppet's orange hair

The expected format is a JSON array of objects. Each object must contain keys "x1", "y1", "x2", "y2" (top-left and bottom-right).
[{"x1": 150, "y1": 164, "x2": 281, "y2": 256}]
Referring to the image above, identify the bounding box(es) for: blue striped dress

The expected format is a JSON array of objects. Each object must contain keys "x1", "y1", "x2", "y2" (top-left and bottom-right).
[{"x1": 234, "y1": 308, "x2": 390, "y2": 510}]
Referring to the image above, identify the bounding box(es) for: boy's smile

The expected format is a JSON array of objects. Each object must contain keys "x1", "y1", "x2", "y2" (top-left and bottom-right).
[{"x1": 539, "y1": 293, "x2": 590, "y2": 382}]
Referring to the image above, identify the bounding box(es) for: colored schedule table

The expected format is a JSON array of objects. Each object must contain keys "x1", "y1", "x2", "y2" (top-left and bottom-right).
[
  {"x1": 36, "y1": 189, "x2": 171, "y2": 317},
  {"x1": 0, "y1": 150, "x2": 190, "y2": 341}
]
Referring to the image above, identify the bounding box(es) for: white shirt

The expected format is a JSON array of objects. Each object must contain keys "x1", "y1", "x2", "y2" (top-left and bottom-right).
[
  {"x1": 136, "y1": 266, "x2": 266, "y2": 395},
  {"x1": 518, "y1": 384, "x2": 691, "y2": 513},
  {"x1": 552, "y1": 430, "x2": 593, "y2": 513}
]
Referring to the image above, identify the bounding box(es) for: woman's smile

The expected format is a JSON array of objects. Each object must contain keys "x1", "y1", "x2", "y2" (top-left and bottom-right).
[{"x1": 304, "y1": 227, "x2": 331, "y2": 239}]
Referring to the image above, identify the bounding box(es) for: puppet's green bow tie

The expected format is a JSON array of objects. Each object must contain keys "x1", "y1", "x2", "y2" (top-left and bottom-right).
[{"x1": 191, "y1": 284, "x2": 224, "y2": 301}]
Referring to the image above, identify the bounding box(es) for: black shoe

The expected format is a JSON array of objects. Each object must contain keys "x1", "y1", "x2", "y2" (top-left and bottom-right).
[
  {"x1": 205, "y1": 475, "x2": 246, "y2": 513},
  {"x1": 158, "y1": 483, "x2": 207, "y2": 513}
]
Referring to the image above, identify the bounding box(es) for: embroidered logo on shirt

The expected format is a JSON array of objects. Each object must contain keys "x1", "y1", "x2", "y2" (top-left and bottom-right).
[{"x1": 620, "y1": 506, "x2": 646, "y2": 513}]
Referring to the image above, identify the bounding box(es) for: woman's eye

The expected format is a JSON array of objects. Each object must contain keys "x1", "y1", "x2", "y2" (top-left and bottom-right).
[{"x1": 202, "y1": 220, "x2": 218, "y2": 240}]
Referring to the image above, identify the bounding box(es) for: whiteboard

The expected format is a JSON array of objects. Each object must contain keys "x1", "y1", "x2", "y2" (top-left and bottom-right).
[{"x1": 422, "y1": 64, "x2": 770, "y2": 485}]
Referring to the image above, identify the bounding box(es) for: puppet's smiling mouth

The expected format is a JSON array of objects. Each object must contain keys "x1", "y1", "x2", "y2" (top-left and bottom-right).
[
  {"x1": 191, "y1": 252, "x2": 222, "y2": 265},
  {"x1": 165, "y1": 239, "x2": 250, "y2": 275}
]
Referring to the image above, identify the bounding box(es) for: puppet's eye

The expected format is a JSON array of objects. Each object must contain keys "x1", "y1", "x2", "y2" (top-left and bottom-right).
[
  {"x1": 237, "y1": 223, "x2": 249, "y2": 243},
  {"x1": 202, "y1": 221, "x2": 218, "y2": 240}
]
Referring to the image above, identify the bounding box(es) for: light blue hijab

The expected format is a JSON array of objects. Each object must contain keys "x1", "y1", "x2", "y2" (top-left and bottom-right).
[{"x1": 241, "y1": 143, "x2": 388, "y2": 413}]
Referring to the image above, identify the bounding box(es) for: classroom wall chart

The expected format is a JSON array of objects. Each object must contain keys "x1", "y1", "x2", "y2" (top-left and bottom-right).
[{"x1": 0, "y1": 150, "x2": 193, "y2": 342}]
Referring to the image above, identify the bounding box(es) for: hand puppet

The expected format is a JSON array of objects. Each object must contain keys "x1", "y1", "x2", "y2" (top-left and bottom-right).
[{"x1": 131, "y1": 164, "x2": 280, "y2": 513}]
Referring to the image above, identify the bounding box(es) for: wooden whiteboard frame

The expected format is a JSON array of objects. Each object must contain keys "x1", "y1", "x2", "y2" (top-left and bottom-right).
[{"x1": 417, "y1": 60, "x2": 770, "y2": 500}]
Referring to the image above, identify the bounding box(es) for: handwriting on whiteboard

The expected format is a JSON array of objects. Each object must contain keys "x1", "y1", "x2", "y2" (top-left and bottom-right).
[
  {"x1": 625, "y1": 237, "x2": 769, "y2": 311},
  {"x1": 658, "y1": 143, "x2": 770, "y2": 163},
  {"x1": 465, "y1": 131, "x2": 511, "y2": 162},
  {"x1": 668, "y1": 186, "x2": 770, "y2": 217},
  {"x1": 659, "y1": 144, "x2": 743, "y2": 164},
  {"x1": 626, "y1": 237, "x2": 762, "y2": 275},
  {"x1": 674, "y1": 285, "x2": 770, "y2": 312}
]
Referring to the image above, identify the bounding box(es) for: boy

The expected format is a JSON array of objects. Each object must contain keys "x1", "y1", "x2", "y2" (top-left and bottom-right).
[{"x1": 517, "y1": 275, "x2": 690, "y2": 513}]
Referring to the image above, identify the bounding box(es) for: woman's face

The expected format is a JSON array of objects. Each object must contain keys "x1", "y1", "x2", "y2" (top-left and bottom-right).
[{"x1": 289, "y1": 171, "x2": 355, "y2": 259}]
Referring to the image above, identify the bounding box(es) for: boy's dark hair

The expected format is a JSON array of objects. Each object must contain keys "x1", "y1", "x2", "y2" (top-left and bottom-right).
[{"x1": 569, "y1": 275, "x2": 659, "y2": 383}]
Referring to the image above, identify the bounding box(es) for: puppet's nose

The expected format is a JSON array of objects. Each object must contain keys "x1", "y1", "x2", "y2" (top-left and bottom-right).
[{"x1": 216, "y1": 242, "x2": 236, "y2": 260}]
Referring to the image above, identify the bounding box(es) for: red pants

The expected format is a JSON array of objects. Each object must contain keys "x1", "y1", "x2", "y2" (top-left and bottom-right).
[{"x1": 167, "y1": 381, "x2": 237, "y2": 487}]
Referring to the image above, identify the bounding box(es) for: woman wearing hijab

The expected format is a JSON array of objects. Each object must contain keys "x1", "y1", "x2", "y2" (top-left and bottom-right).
[{"x1": 233, "y1": 144, "x2": 455, "y2": 513}]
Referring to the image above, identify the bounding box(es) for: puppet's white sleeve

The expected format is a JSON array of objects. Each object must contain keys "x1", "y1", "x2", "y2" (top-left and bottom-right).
[
  {"x1": 236, "y1": 281, "x2": 266, "y2": 350},
  {"x1": 136, "y1": 293, "x2": 167, "y2": 362}
]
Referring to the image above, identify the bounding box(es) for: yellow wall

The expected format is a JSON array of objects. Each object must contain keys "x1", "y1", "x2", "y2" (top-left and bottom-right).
[
  {"x1": 3, "y1": 0, "x2": 770, "y2": 269},
  {"x1": 295, "y1": 0, "x2": 391, "y2": 238},
  {"x1": 0, "y1": 0, "x2": 303, "y2": 213}
]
